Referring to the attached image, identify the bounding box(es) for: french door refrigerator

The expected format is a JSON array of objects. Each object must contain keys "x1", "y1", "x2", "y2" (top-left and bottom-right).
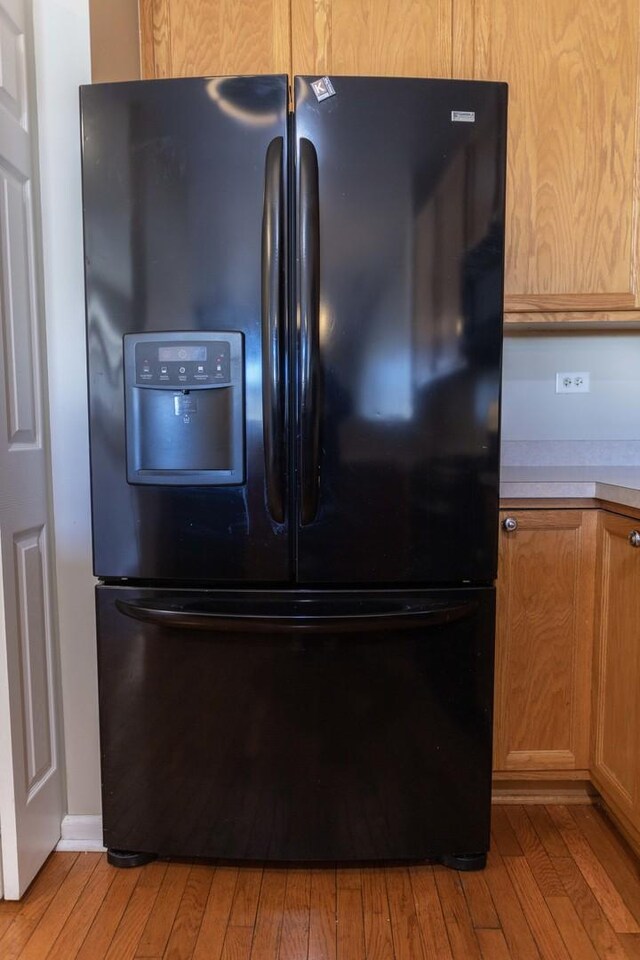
[{"x1": 81, "y1": 74, "x2": 507, "y2": 869}]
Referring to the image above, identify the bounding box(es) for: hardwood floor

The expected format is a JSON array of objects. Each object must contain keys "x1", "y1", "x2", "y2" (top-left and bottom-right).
[{"x1": 2, "y1": 805, "x2": 640, "y2": 959}]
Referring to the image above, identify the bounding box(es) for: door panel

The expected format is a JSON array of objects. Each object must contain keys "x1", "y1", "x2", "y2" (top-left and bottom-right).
[
  {"x1": 291, "y1": 0, "x2": 452, "y2": 78},
  {"x1": 494, "y1": 509, "x2": 595, "y2": 773},
  {"x1": 97, "y1": 584, "x2": 495, "y2": 860},
  {"x1": 457, "y1": 0, "x2": 640, "y2": 313},
  {"x1": 140, "y1": 0, "x2": 291, "y2": 79},
  {"x1": 592, "y1": 512, "x2": 640, "y2": 823},
  {"x1": 0, "y1": 0, "x2": 63, "y2": 898},
  {"x1": 294, "y1": 77, "x2": 507, "y2": 584},
  {"x1": 81, "y1": 76, "x2": 290, "y2": 583}
]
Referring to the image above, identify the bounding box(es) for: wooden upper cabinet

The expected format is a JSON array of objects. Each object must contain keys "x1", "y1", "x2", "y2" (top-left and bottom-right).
[
  {"x1": 139, "y1": 0, "x2": 640, "y2": 322},
  {"x1": 291, "y1": 0, "x2": 452, "y2": 78},
  {"x1": 456, "y1": 0, "x2": 640, "y2": 315},
  {"x1": 139, "y1": 0, "x2": 291, "y2": 78}
]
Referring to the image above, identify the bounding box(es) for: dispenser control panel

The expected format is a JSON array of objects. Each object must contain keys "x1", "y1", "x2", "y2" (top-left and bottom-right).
[{"x1": 134, "y1": 340, "x2": 231, "y2": 387}]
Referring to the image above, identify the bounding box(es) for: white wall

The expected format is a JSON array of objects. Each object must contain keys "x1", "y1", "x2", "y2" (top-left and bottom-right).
[
  {"x1": 33, "y1": 0, "x2": 100, "y2": 816},
  {"x1": 502, "y1": 333, "x2": 640, "y2": 463}
]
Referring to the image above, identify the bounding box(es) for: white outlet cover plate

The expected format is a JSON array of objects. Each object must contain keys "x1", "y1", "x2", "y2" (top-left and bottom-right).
[{"x1": 556, "y1": 372, "x2": 590, "y2": 393}]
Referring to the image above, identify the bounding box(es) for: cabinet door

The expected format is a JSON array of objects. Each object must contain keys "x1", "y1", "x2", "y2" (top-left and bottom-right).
[
  {"x1": 139, "y1": 0, "x2": 291, "y2": 78},
  {"x1": 494, "y1": 509, "x2": 596, "y2": 773},
  {"x1": 592, "y1": 512, "x2": 640, "y2": 831},
  {"x1": 456, "y1": 0, "x2": 640, "y2": 316},
  {"x1": 291, "y1": 0, "x2": 452, "y2": 77}
]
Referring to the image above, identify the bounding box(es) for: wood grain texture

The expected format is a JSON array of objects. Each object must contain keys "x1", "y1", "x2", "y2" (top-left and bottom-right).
[
  {"x1": 163, "y1": 865, "x2": 213, "y2": 960},
  {"x1": 361, "y1": 867, "x2": 394, "y2": 960},
  {"x1": 135, "y1": 862, "x2": 191, "y2": 957},
  {"x1": 140, "y1": 0, "x2": 173, "y2": 78},
  {"x1": 6, "y1": 808, "x2": 640, "y2": 959},
  {"x1": 596, "y1": 501, "x2": 640, "y2": 523},
  {"x1": 18, "y1": 855, "x2": 101, "y2": 960},
  {"x1": 192, "y1": 867, "x2": 239, "y2": 960},
  {"x1": 279, "y1": 869, "x2": 311, "y2": 960},
  {"x1": 592, "y1": 511, "x2": 640, "y2": 832},
  {"x1": 494, "y1": 509, "x2": 596, "y2": 773},
  {"x1": 408, "y1": 866, "x2": 452, "y2": 960},
  {"x1": 504, "y1": 311, "x2": 640, "y2": 329},
  {"x1": 291, "y1": 0, "x2": 452, "y2": 77},
  {"x1": 220, "y1": 925, "x2": 252, "y2": 960},
  {"x1": 104, "y1": 862, "x2": 167, "y2": 960},
  {"x1": 0, "y1": 855, "x2": 79, "y2": 960},
  {"x1": 505, "y1": 294, "x2": 636, "y2": 312},
  {"x1": 598, "y1": 793, "x2": 640, "y2": 863},
  {"x1": 140, "y1": 0, "x2": 291, "y2": 78},
  {"x1": 307, "y1": 869, "x2": 336, "y2": 960},
  {"x1": 458, "y1": 0, "x2": 640, "y2": 312},
  {"x1": 75, "y1": 867, "x2": 142, "y2": 960},
  {"x1": 459, "y1": 871, "x2": 499, "y2": 930},
  {"x1": 433, "y1": 867, "x2": 482, "y2": 959},
  {"x1": 548, "y1": 805, "x2": 640, "y2": 934},
  {"x1": 138, "y1": 0, "x2": 156, "y2": 78},
  {"x1": 544, "y1": 896, "x2": 600, "y2": 960},
  {"x1": 384, "y1": 868, "x2": 426, "y2": 960},
  {"x1": 491, "y1": 808, "x2": 524, "y2": 857},
  {"x1": 526, "y1": 806, "x2": 570, "y2": 860},
  {"x1": 504, "y1": 807, "x2": 565, "y2": 898},
  {"x1": 570, "y1": 806, "x2": 640, "y2": 926},
  {"x1": 336, "y1": 886, "x2": 364, "y2": 960},
  {"x1": 621, "y1": 934, "x2": 640, "y2": 959},
  {"x1": 502, "y1": 856, "x2": 571, "y2": 960},
  {"x1": 552, "y1": 854, "x2": 630, "y2": 960},
  {"x1": 482, "y1": 850, "x2": 542, "y2": 960},
  {"x1": 476, "y1": 928, "x2": 512, "y2": 960}
]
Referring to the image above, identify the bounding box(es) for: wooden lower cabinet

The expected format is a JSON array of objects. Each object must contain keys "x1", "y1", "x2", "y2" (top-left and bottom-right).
[
  {"x1": 494, "y1": 508, "x2": 597, "y2": 774},
  {"x1": 591, "y1": 510, "x2": 640, "y2": 845}
]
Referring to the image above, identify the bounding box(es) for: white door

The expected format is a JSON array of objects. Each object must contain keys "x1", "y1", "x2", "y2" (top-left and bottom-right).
[{"x1": 0, "y1": 0, "x2": 63, "y2": 899}]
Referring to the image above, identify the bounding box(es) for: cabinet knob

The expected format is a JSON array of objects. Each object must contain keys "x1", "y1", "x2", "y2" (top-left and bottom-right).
[
  {"x1": 502, "y1": 517, "x2": 518, "y2": 532},
  {"x1": 628, "y1": 530, "x2": 640, "y2": 548}
]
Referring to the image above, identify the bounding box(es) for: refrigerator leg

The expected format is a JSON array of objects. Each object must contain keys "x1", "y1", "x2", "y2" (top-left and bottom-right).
[
  {"x1": 440, "y1": 853, "x2": 487, "y2": 872},
  {"x1": 107, "y1": 849, "x2": 158, "y2": 869}
]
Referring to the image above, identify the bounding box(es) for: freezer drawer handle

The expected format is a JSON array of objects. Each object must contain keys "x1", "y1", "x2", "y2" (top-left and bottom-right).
[
  {"x1": 115, "y1": 598, "x2": 478, "y2": 634},
  {"x1": 262, "y1": 136, "x2": 286, "y2": 523},
  {"x1": 298, "y1": 137, "x2": 322, "y2": 525}
]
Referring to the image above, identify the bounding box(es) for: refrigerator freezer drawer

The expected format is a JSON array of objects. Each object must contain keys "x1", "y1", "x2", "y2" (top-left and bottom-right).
[{"x1": 96, "y1": 585, "x2": 495, "y2": 862}]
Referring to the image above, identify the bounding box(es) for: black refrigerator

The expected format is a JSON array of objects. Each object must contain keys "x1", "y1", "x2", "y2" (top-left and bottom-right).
[{"x1": 81, "y1": 74, "x2": 507, "y2": 870}]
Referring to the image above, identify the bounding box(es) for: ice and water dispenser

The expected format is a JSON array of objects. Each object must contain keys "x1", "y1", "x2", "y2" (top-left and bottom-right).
[{"x1": 124, "y1": 332, "x2": 244, "y2": 485}]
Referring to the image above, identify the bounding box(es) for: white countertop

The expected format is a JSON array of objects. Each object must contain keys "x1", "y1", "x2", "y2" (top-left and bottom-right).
[{"x1": 500, "y1": 466, "x2": 640, "y2": 510}]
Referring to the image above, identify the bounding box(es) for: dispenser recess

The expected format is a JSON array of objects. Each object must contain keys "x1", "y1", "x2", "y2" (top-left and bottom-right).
[{"x1": 124, "y1": 331, "x2": 244, "y2": 485}]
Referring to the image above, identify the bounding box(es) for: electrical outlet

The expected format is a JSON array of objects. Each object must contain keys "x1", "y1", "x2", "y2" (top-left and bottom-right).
[{"x1": 556, "y1": 372, "x2": 590, "y2": 393}]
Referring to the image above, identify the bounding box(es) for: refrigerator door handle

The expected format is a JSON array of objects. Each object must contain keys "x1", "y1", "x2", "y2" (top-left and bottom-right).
[
  {"x1": 298, "y1": 138, "x2": 321, "y2": 525},
  {"x1": 115, "y1": 597, "x2": 478, "y2": 634},
  {"x1": 262, "y1": 136, "x2": 286, "y2": 523}
]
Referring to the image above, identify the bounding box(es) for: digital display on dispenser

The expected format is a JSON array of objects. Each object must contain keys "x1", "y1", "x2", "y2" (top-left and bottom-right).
[{"x1": 158, "y1": 345, "x2": 207, "y2": 362}]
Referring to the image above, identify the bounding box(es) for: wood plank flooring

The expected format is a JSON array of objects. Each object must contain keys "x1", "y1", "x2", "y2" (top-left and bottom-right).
[{"x1": 2, "y1": 805, "x2": 640, "y2": 959}]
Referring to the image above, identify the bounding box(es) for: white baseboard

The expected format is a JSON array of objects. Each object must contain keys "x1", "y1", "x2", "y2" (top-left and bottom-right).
[{"x1": 57, "y1": 815, "x2": 105, "y2": 852}]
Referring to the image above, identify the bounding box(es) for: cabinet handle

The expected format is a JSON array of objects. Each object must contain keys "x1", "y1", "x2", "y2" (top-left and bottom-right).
[
  {"x1": 628, "y1": 530, "x2": 640, "y2": 548},
  {"x1": 502, "y1": 517, "x2": 518, "y2": 532}
]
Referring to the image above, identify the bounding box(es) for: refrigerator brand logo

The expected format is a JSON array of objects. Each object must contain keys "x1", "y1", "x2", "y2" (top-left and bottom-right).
[
  {"x1": 311, "y1": 77, "x2": 336, "y2": 102},
  {"x1": 451, "y1": 110, "x2": 476, "y2": 122}
]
